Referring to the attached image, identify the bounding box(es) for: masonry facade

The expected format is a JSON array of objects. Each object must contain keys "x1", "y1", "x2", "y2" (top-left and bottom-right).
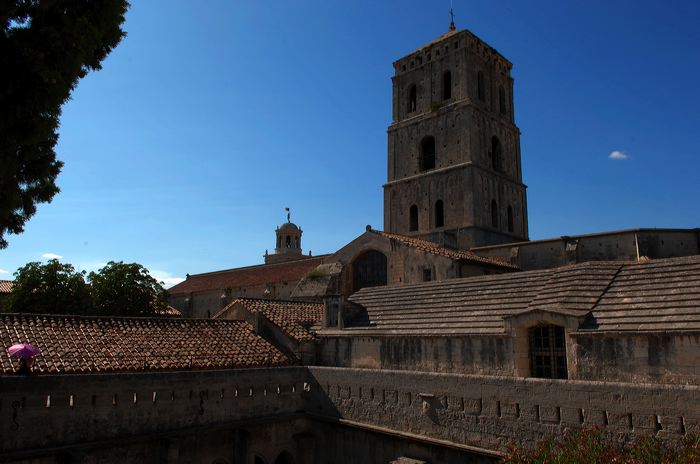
[{"x1": 384, "y1": 28, "x2": 528, "y2": 250}]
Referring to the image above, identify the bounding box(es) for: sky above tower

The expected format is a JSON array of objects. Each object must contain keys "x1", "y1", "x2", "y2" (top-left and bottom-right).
[{"x1": 1, "y1": 0, "x2": 699, "y2": 286}]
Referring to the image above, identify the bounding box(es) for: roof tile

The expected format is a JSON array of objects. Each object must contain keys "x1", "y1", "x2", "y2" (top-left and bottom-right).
[
  {"x1": 169, "y1": 257, "x2": 327, "y2": 295},
  {"x1": 0, "y1": 314, "x2": 290, "y2": 375},
  {"x1": 214, "y1": 298, "x2": 323, "y2": 342},
  {"x1": 371, "y1": 230, "x2": 519, "y2": 270}
]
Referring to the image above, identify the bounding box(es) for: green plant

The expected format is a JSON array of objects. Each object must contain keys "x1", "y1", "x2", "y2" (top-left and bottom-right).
[
  {"x1": 502, "y1": 428, "x2": 700, "y2": 464},
  {"x1": 305, "y1": 267, "x2": 328, "y2": 279}
]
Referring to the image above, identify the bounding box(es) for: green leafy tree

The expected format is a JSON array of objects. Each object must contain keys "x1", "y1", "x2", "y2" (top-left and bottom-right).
[
  {"x1": 89, "y1": 261, "x2": 168, "y2": 317},
  {"x1": 0, "y1": 0, "x2": 129, "y2": 248},
  {"x1": 6, "y1": 259, "x2": 92, "y2": 314}
]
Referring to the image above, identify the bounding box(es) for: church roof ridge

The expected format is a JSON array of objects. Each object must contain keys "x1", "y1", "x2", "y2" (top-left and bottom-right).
[{"x1": 369, "y1": 229, "x2": 519, "y2": 270}]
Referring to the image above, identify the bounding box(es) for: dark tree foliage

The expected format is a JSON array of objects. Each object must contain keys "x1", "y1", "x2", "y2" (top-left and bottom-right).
[
  {"x1": 6, "y1": 259, "x2": 92, "y2": 314},
  {"x1": 89, "y1": 261, "x2": 169, "y2": 317},
  {"x1": 0, "y1": 0, "x2": 129, "y2": 248}
]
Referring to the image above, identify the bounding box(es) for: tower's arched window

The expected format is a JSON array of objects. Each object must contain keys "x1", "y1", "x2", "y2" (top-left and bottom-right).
[
  {"x1": 295, "y1": 236, "x2": 299, "y2": 248},
  {"x1": 507, "y1": 205, "x2": 514, "y2": 233},
  {"x1": 499, "y1": 86, "x2": 507, "y2": 114},
  {"x1": 529, "y1": 324, "x2": 568, "y2": 379},
  {"x1": 420, "y1": 136, "x2": 436, "y2": 171},
  {"x1": 435, "y1": 200, "x2": 444, "y2": 228},
  {"x1": 408, "y1": 85, "x2": 417, "y2": 113},
  {"x1": 285, "y1": 235, "x2": 291, "y2": 247},
  {"x1": 491, "y1": 200, "x2": 498, "y2": 228},
  {"x1": 277, "y1": 236, "x2": 281, "y2": 248},
  {"x1": 477, "y1": 71, "x2": 485, "y2": 101},
  {"x1": 409, "y1": 204, "x2": 418, "y2": 231},
  {"x1": 442, "y1": 71, "x2": 452, "y2": 100},
  {"x1": 491, "y1": 136, "x2": 502, "y2": 172}
]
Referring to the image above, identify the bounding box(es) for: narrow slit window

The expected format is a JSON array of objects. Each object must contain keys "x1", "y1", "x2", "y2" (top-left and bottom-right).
[
  {"x1": 442, "y1": 71, "x2": 452, "y2": 100},
  {"x1": 409, "y1": 205, "x2": 418, "y2": 232},
  {"x1": 491, "y1": 200, "x2": 498, "y2": 228},
  {"x1": 408, "y1": 85, "x2": 417, "y2": 113},
  {"x1": 435, "y1": 200, "x2": 444, "y2": 228},
  {"x1": 491, "y1": 136, "x2": 502, "y2": 172},
  {"x1": 420, "y1": 136, "x2": 436, "y2": 171}
]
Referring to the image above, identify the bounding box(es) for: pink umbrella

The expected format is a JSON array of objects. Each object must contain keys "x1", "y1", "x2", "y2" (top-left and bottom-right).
[{"x1": 7, "y1": 343, "x2": 41, "y2": 359}]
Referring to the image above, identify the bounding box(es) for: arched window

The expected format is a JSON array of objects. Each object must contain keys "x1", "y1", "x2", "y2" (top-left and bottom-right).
[
  {"x1": 409, "y1": 204, "x2": 418, "y2": 231},
  {"x1": 285, "y1": 235, "x2": 291, "y2": 248},
  {"x1": 420, "y1": 136, "x2": 436, "y2": 171},
  {"x1": 442, "y1": 71, "x2": 452, "y2": 100},
  {"x1": 352, "y1": 250, "x2": 388, "y2": 292},
  {"x1": 408, "y1": 85, "x2": 417, "y2": 113},
  {"x1": 435, "y1": 200, "x2": 444, "y2": 228},
  {"x1": 277, "y1": 236, "x2": 281, "y2": 248},
  {"x1": 491, "y1": 136, "x2": 502, "y2": 172},
  {"x1": 507, "y1": 205, "x2": 514, "y2": 233},
  {"x1": 294, "y1": 236, "x2": 299, "y2": 248},
  {"x1": 491, "y1": 200, "x2": 498, "y2": 228},
  {"x1": 529, "y1": 324, "x2": 568, "y2": 379},
  {"x1": 499, "y1": 86, "x2": 507, "y2": 114},
  {"x1": 477, "y1": 71, "x2": 485, "y2": 101}
]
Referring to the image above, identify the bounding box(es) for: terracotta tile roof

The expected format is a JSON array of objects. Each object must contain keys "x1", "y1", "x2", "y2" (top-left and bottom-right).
[
  {"x1": 214, "y1": 298, "x2": 324, "y2": 342},
  {"x1": 371, "y1": 230, "x2": 519, "y2": 270},
  {"x1": 0, "y1": 280, "x2": 13, "y2": 294},
  {"x1": 0, "y1": 314, "x2": 290, "y2": 375},
  {"x1": 340, "y1": 255, "x2": 700, "y2": 335},
  {"x1": 169, "y1": 256, "x2": 328, "y2": 295}
]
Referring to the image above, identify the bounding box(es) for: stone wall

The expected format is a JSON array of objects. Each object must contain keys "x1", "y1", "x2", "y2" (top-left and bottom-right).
[
  {"x1": 318, "y1": 331, "x2": 700, "y2": 385},
  {"x1": 0, "y1": 367, "x2": 307, "y2": 461},
  {"x1": 170, "y1": 281, "x2": 300, "y2": 318},
  {"x1": 471, "y1": 229, "x2": 700, "y2": 271},
  {"x1": 574, "y1": 332, "x2": 700, "y2": 385},
  {"x1": 2, "y1": 366, "x2": 699, "y2": 462},
  {"x1": 307, "y1": 366, "x2": 700, "y2": 454},
  {"x1": 318, "y1": 336, "x2": 513, "y2": 376}
]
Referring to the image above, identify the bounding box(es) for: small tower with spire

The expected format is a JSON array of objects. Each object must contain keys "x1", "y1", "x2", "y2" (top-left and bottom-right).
[{"x1": 264, "y1": 208, "x2": 305, "y2": 264}]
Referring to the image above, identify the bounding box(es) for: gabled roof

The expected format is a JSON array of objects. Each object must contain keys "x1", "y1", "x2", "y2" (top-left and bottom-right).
[
  {"x1": 0, "y1": 314, "x2": 290, "y2": 375},
  {"x1": 371, "y1": 230, "x2": 519, "y2": 270},
  {"x1": 339, "y1": 256, "x2": 700, "y2": 335},
  {"x1": 214, "y1": 298, "x2": 323, "y2": 342},
  {"x1": 0, "y1": 280, "x2": 12, "y2": 294},
  {"x1": 169, "y1": 256, "x2": 327, "y2": 295}
]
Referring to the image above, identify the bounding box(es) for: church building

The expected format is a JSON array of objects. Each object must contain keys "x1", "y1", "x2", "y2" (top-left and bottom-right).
[{"x1": 8, "y1": 19, "x2": 697, "y2": 464}]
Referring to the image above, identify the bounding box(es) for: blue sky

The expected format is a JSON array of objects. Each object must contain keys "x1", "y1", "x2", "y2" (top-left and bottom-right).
[{"x1": 2, "y1": 1, "x2": 699, "y2": 286}]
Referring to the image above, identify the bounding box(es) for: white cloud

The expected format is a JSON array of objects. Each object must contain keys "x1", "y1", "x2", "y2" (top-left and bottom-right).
[
  {"x1": 149, "y1": 269, "x2": 185, "y2": 288},
  {"x1": 42, "y1": 252, "x2": 63, "y2": 259},
  {"x1": 608, "y1": 150, "x2": 629, "y2": 160},
  {"x1": 0, "y1": 269, "x2": 9, "y2": 275}
]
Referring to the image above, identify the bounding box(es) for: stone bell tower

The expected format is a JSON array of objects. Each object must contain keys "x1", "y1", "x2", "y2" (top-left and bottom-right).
[
  {"x1": 264, "y1": 209, "x2": 305, "y2": 264},
  {"x1": 383, "y1": 23, "x2": 529, "y2": 249}
]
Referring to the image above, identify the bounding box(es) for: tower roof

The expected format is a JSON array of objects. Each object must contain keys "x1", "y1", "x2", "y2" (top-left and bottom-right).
[{"x1": 278, "y1": 222, "x2": 301, "y2": 232}]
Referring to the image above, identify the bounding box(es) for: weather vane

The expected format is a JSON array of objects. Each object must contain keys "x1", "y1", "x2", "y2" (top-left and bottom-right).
[
  {"x1": 449, "y1": 0, "x2": 456, "y2": 31},
  {"x1": 285, "y1": 207, "x2": 290, "y2": 223}
]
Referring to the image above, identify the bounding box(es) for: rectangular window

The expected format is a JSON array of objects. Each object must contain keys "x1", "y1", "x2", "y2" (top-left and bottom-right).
[
  {"x1": 422, "y1": 268, "x2": 432, "y2": 282},
  {"x1": 529, "y1": 325, "x2": 568, "y2": 379}
]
